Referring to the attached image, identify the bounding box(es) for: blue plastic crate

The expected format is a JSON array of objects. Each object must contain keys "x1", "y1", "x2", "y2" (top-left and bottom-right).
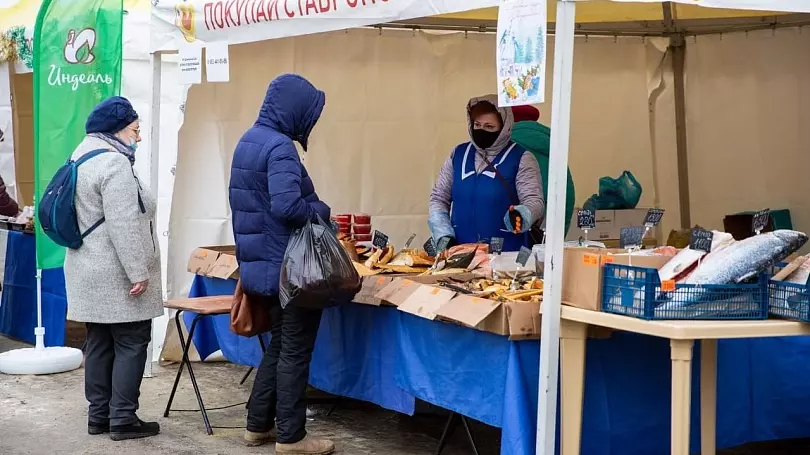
[
  {"x1": 601, "y1": 263, "x2": 768, "y2": 320},
  {"x1": 768, "y1": 265, "x2": 810, "y2": 322}
]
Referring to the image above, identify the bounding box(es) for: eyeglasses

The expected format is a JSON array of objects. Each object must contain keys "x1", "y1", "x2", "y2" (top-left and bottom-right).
[{"x1": 129, "y1": 127, "x2": 141, "y2": 138}]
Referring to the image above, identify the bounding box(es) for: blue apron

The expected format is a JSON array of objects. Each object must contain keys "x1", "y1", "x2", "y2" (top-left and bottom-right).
[{"x1": 450, "y1": 142, "x2": 528, "y2": 252}]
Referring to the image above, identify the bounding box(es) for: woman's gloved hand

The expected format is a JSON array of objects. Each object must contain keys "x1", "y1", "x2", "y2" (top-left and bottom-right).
[
  {"x1": 428, "y1": 212, "x2": 456, "y2": 250},
  {"x1": 504, "y1": 205, "x2": 533, "y2": 234}
]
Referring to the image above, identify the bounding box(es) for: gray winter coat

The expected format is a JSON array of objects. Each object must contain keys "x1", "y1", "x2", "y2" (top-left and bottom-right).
[{"x1": 64, "y1": 136, "x2": 162, "y2": 324}]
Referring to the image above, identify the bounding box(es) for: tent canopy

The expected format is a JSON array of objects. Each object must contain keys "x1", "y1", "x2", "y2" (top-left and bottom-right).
[{"x1": 427, "y1": 4, "x2": 809, "y2": 36}]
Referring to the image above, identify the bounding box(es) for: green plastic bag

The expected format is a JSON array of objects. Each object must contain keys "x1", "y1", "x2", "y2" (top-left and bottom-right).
[{"x1": 582, "y1": 171, "x2": 642, "y2": 211}]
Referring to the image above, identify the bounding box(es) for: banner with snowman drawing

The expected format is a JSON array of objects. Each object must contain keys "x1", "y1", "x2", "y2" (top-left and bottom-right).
[
  {"x1": 33, "y1": 0, "x2": 123, "y2": 269},
  {"x1": 496, "y1": 0, "x2": 547, "y2": 107}
]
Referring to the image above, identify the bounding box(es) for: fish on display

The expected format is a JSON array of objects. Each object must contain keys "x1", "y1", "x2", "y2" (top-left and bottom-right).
[
  {"x1": 657, "y1": 231, "x2": 735, "y2": 283},
  {"x1": 685, "y1": 230, "x2": 808, "y2": 285}
]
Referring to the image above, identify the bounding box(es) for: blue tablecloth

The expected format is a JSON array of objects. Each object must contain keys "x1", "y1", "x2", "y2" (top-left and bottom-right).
[
  {"x1": 187, "y1": 276, "x2": 415, "y2": 415},
  {"x1": 187, "y1": 275, "x2": 810, "y2": 455},
  {"x1": 0, "y1": 231, "x2": 68, "y2": 346}
]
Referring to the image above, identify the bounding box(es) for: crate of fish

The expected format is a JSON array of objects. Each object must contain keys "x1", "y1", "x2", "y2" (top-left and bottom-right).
[
  {"x1": 602, "y1": 263, "x2": 768, "y2": 320},
  {"x1": 768, "y1": 258, "x2": 810, "y2": 322}
]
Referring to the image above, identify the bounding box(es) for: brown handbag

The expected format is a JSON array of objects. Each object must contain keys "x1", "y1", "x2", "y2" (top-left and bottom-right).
[{"x1": 230, "y1": 278, "x2": 272, "y2": 337}]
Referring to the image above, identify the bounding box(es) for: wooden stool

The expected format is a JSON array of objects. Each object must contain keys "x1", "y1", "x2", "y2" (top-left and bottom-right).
[{"x1": 163, "y1": 296, "x2": 265, "y2": 435}]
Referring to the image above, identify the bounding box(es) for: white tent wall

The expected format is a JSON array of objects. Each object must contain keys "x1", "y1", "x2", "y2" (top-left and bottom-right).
[
  {"x1": 121, "y1": 9, "x2": 186, "y2": 362},
  {"x1": 0, "y1": 64, "x2": 17, "y2": 285},
  {"x1": 164, "y1": 28, "x2": 672, "y2": 322},
  {"x1": 0, "y1": 65, "x2": 19, "y2": 207},
  {"x1": 684, "y1": 27, "x2": 810, "y2": 234}
]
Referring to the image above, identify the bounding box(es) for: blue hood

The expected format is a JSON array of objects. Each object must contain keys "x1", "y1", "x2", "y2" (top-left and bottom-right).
[{"x1": 256, "y1": 74, "x2": 325, "y2": 151}]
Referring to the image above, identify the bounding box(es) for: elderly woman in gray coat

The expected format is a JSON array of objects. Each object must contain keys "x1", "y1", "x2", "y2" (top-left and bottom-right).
[{"x1": 65, "y1": 96, "x2": 162, "y2": 441}]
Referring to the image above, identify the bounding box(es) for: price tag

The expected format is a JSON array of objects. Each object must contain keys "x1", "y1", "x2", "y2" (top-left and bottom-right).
[
  {"x1": 690, "y1": 227, "x2": 713, "y2": 253},
  {"x1": 752, "y1": 209, "x2": 770, "y2": 234},
  {"x1": 576, "y1": 209, "x2": 596, "y2": 230},
  {"x1": 423, "y1": 238, "x2": 437, "y2": 257},
  {"x1": 516, "y1": 246, "x2": 532, "y2": 267},
  {"x1": 490, "y1": 237, "x2": 504, "y2": 255},
  {"x1": 644, "y1": 208, "x2": 665, "y2": 228},
  {"x1": 620, "y1": 226, "x2": 645, "y2": 249},
  {"x1": 372, "y1": 230, "x2": 389, "y2": 249},
  {"x1": 581, "y1": 254, "x2": 598, "y2": 266},
  {"x1": 404, "y1": 233, "x2": 416, "y2": 248},
  {"x1": 661, "y1": 280, "x2": 676, "y2": 292}
]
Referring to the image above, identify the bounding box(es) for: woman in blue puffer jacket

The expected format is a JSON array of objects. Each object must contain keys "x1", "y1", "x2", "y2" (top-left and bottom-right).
[{"x1": 229, "y1": 74, "x2": 334, "y2": 455}]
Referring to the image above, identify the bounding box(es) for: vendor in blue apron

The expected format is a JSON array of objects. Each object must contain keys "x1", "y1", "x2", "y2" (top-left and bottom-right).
[{"x1": 428, "y1": 95, "x2": 545, "y2": 252}]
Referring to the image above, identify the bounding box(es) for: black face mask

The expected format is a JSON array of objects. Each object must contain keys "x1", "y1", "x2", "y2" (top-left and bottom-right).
[{"x1": 472, "y1": 128, "x2": 501, "y2": 149}]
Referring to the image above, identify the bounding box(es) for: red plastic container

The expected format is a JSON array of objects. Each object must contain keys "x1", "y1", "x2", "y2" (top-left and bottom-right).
[
  {"x1": 353, "y1": 224, "x2": 372, "y2": 235},
  {"x1": 354, "y1": 234, "x2": 372, "y2": 242},
  {"x1": 354, "y1": 213, "x2": 371, "y2": 225},
  {"x1": 335, "y1": 214, "x2": 352, "y2": 224},
  {"x1": 337, "y1": 222, "x2": 351, "y2": 234}
]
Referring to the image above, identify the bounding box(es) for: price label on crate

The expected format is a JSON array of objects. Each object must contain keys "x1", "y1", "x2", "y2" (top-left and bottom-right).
[
  {"x1": 423, "y1": 238, "x2": 437, "y2": 257},
  {"x1": 576, "y1": 209, "x2": 596, "y2": 230},
  {"x1": 690, "y1": 227, "x2": 713, "y2": 253},
  {"x1": 516, "y1": 246, "x2": 533, "y2": 267},
  {"x1": 372, "y1": 230, "x2": 389, "y2": 249},
  {"x1": 661, "y1": 280, "x2": 676, "y2": 292},
  {"x1": 404, "y1": 233, "x2": 416, "y2": 248},
  {"x1": 620, "y1": 226, "x2": 645, "y2": 249},
  {"x1": 752, "y1": 209, "x2": 770, "y2": 234},
  {"x1": 490, "y1": 237, "x2": 504, "y2": 255},
  {"x1": 644, "y1": 208, "x2": 665, "y2": 228}
]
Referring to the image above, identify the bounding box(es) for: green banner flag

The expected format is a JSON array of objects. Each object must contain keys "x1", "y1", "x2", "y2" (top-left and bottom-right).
[{"x1": 33, "y1": 0, "x2": 123, "y2": 269}]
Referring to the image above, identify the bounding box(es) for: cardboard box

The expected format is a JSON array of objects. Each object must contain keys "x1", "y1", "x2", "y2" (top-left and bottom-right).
[
  {"x1": 187, "y1": 246, "x2": 239, "y2": 279},
  {"x1": 374, "y1": 278, "x2": 422, "y2": 307},
  {"x1": 561, "y1": 247, "x2": 671, "y2": 311},
  {"x1": 353, "y1": 276, "x2": 395, "y2": 306},
  {"x1": 360, "y1": 273, "x2": 476, "y2": 307},
  {"x1": 374, "y1": 276, "x2": 543, "y2": 339},
  {"x1": 436, "y1": 293, "x2": 541, "y2": 340},
  {"x1": 398, "y1": 285, "x2": 457, "y2": 320},
  {"x1": 566, "y1": 208, "x2": 651, "y2": 241}
]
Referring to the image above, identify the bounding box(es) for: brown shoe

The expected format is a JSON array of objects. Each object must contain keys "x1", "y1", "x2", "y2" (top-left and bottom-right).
[
  {"x1": 244, "y1": 428, "x2": 276, "y2": 447},
  {"x1": 275, "y1": 435, "x2": 335, "y2": 454}
]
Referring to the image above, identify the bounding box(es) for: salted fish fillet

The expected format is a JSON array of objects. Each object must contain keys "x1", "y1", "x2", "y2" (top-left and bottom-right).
[
  {"x1": 657, "y1": 231, "x2": 735, "y2": 283},
  {"x1": 685, "y1": 230, "x2": 808, "y2": 285}
]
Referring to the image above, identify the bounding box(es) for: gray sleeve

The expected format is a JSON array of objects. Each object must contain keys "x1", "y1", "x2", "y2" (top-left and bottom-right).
[
  {"x1": 516, "y1": 152, "x2": 545, "y2": 226},
  {"x1": 100, "y1": 155, "x2": 150, "y2": 283},
  {"x1": 429, "y1": 152, "x2": 454, "y2": 216}
]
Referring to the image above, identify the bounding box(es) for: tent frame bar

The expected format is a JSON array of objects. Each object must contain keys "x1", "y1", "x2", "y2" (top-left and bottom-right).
[
  {"x1": 664, "y1": 2, "x2": 692, "y2": 229},
  {"x1": 385, "y1": 12, "x2": 810, "y2": 38}
]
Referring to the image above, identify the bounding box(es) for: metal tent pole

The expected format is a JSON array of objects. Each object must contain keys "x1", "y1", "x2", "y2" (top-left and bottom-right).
[{"x1": 536, "y1": 1, "x2": 576, "y2": 454}]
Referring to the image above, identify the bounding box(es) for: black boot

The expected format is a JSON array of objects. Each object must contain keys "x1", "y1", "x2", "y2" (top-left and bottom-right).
[
  {"x1": 88, "y1": 420, "x2": 110, "y2": 435},
  {"x1": 109, "y1": 419, "x2": 160, "y2": 441}
]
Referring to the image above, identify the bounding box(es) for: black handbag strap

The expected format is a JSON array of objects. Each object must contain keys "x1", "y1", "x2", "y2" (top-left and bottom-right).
[{"x1": 478, "y1": 145, "x2": 520, "y2": 206}]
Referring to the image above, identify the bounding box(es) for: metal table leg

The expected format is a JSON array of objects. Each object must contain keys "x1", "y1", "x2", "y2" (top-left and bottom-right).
[
  {"x1": 436, "y1": 412, "x2": 480, "y2": 455},
  {"x1": 163, "y1": 310, "x2": 214, "y2": 435}
]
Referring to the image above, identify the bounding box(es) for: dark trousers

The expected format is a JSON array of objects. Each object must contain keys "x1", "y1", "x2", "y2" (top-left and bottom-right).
[
  {"x1": 246, "y1": 295, "x2": 323, "y2": 444},
  {"x1": 84, "y1": 320, "x2": 152, "y2": 426}
]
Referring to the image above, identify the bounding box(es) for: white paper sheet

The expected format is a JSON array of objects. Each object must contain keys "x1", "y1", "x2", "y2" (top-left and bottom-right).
[{"x1": 205, "y1": 42, "x2": 230, "y2": 83}]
